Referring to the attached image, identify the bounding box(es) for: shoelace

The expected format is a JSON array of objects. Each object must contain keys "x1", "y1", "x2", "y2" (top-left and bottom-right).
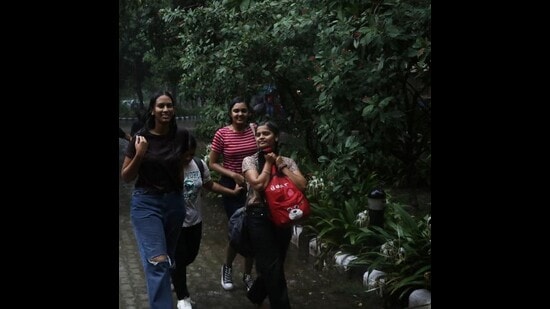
[{"x1": 223, "y1": 267, "x2": 233, "y2": 282}]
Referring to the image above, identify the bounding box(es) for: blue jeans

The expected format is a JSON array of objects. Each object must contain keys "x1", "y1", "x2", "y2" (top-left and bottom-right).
[
  {"x1": 266, "y1": 103, "x2": 274, "y2": 117},
  {"x1": 130, "y1": 190, "x2": 186, "y2": 309}
]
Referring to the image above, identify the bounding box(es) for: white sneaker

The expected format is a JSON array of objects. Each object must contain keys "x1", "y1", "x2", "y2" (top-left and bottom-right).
[
  {"x1": 177, "y1": 297, "x2": 193, "y2": 309},
  {"x1": 221, "y1": 264, "x2": 234, "y2": 290}
]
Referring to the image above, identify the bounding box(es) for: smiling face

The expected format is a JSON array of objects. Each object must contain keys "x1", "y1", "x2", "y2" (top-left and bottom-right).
[
  {"x1": 152, "y1": 95, "x2": 175, "y2": 124},
  {"x1": 230, "y1": 102, "x2": 250, "y2": 126},
  {"x1": 255, "y1": 124, "x2": 277, "y2": 150}
]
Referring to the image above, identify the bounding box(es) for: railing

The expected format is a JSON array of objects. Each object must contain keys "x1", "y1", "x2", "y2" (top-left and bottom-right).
[{"x1": 119, "y1": 115, "x2": 201, "y2": 121}]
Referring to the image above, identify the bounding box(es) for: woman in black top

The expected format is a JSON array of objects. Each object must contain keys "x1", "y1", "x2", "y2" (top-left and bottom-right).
[{"x1": 121, "y1": 90, "x2": 190, "y2": 309}]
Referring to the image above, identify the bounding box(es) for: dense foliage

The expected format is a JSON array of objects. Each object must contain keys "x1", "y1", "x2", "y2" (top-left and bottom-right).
[{"x1": 121, "y1": 0, "x2": 430, "y2": 192}]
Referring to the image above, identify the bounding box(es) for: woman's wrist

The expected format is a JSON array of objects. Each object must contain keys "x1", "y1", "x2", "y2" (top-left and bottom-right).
[{"x1": 277, "y1": 163, "x2": 288, "y2": 172}]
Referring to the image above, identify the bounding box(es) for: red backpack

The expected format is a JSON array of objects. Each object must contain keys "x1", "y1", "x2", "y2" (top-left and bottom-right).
[{"x1": 264, "y1": 165, "x2": 311, "y2": 227}]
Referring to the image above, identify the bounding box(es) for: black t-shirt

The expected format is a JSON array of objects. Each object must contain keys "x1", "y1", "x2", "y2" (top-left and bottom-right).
[{"x1": 125, "y1": 127, "x2": 189, "y2": 193}]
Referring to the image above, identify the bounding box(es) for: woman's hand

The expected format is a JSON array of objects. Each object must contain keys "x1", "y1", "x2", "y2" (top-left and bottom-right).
[
  {"x1": 275, "y1": 156, "x2": 288, "y2": 171},
  {"x1": 233, "y1": 183, "x2": 244, "y2": 196},
  {"x1": 135, "y1": 135, "x2": 149, "y2": 156},
  {"x1": 264, "y1": 152, "x2": 277, "y2": 164},
  {"x1": 232, "y1": 172, "x2": 246, "y2": 186}
]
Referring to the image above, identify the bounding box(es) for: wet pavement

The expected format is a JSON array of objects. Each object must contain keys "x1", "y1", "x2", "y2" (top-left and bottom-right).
[{"x1": 119, "y1": 120, "x2": 385, "y2": 309}]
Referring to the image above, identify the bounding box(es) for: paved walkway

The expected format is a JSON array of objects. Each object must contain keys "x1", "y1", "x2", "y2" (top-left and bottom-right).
[{"x1": 118, "y1": 120, "x2": 385, "y2": 309}]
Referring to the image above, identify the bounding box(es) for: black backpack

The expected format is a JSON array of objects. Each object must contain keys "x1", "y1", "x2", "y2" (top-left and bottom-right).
[{"x1": 192, "y1": 157, "x2": 204, "y2": 180}]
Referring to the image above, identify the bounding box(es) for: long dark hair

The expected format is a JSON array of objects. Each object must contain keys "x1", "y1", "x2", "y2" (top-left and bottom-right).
[
  {"x1": 137, "y1": 90, "x2": 178, "y2": 138},
  {"x1": 138, "y1": 91, "x2": 188, "y2": 161},
  {"x1": 187, "y1": 134, "x2": 198, "y2": 151},
  {"x1": 256, "y1": 120, "x2": 280, "y2": 172}
]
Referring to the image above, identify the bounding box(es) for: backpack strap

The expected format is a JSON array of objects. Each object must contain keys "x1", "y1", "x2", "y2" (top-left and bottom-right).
[{"x1": 193, "y1": 157, "x2": 204, "y2": 180}]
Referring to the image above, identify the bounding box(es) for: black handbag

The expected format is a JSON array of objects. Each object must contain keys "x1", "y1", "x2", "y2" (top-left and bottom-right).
[{"x1": 228, "y1": 207, "x2": 254, "y2": 257}]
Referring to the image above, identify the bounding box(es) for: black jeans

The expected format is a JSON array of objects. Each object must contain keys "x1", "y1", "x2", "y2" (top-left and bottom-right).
[{"x1": 246, "y1": 207, "x2": 292, "y2": 309}]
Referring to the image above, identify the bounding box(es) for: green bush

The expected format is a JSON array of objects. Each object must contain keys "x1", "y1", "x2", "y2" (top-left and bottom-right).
[
  {"x1": 356, "y1": 201, "x2": 431, "y2": 305},
  {"x1": 305, "y1": 178, "x2": 431, "y2": 306}
]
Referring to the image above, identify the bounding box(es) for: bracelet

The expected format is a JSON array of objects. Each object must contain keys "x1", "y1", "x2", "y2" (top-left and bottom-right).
[
  {"x1": 261, "y1": 170, "x2": 271, "y2": 175},
  {"x1": 277, "y1": 163, "x2": 288, "y2": 171}
]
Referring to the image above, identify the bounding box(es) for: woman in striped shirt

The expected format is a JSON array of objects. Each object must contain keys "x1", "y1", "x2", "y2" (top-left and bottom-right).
[{"x1": 209, "y1": 96, "x2": 258, "y2": 292}]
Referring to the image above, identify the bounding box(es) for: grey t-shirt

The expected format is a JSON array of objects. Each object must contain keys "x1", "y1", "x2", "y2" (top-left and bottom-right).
[{"x1": 182, "y1": 158, "x2": 211, "y2": 227}]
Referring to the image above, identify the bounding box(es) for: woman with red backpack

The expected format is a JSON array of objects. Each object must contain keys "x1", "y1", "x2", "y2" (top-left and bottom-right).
[{"x1": 241, "y1": 120, "x2": 307, "y2": 308}]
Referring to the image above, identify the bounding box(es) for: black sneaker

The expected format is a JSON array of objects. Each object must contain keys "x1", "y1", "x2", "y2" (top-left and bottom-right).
[
  {"x1": 243, "y1": 273, "x2": 254, "y2": 292},
  {"x1": 246, "y1": 289, "x2": 264, "y2": 306},
  {"x1": 220, "y1": 264, "x2": 234, "y2": 290}
]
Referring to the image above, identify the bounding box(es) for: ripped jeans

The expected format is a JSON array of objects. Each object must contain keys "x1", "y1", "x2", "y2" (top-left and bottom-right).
[{"x1": 130, "y1": 189, "x2": 186, "y2": 309}]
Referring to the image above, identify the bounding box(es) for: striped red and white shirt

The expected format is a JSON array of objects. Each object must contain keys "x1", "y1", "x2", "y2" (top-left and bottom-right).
[{"x1": 210, "y1": 125, "x2": 257, "y2": 174}]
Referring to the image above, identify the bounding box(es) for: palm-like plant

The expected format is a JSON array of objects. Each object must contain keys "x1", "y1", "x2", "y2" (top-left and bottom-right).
[{"x1": 365, "y1": 202, "x2": 431, "y2": 304}]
